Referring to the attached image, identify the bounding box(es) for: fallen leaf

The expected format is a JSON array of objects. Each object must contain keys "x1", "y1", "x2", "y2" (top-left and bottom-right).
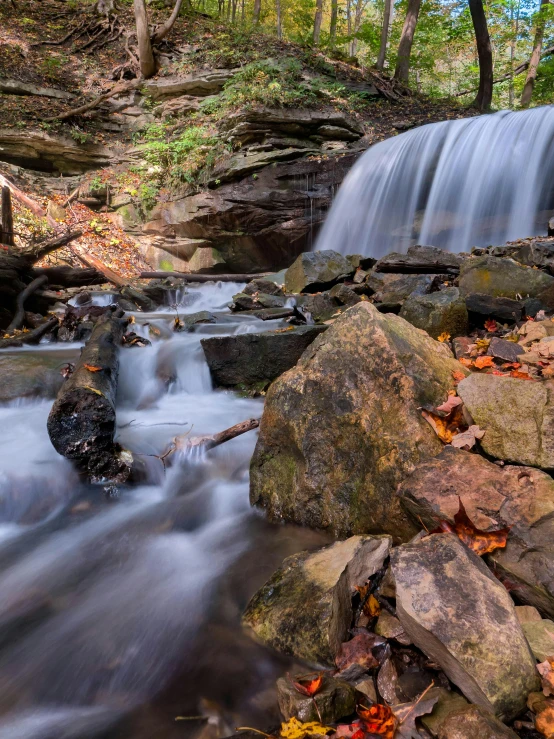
[
  {"x1": 392, "y1": 696, "x2": 439, "y2": 739},
  {"x1": 433, "y1": 498, "x2": 510, "y2": 556},
  {"x1": 356, "y1": 704, "x2": 396, "y2": 738},
  {"x1": 83, "y1": 364, "x2": 102, "y2": 372},
  {"x1": 289, "y1": 673, "x2": 324, "y2": 697},
  {"x1": 83, "y1": 385, "x2": 104, "y2": 397},
  {"x1": 452, "y1": 370, "x2": 466, "y2": 384},
  {"x1": 355, "y1": 585, "x2": 381, "y2": 618},
  {"x1": 484, "y1": 319, "x2": 498, "y2": 333},
  {"x1": 536, "y1": 704, "x2": 554, "y2": 738},
  {"x1": 280, "y1": 719, "x2": 333, "y2": 739},
  {"x1": 334, "y1": 721, "x2": 366, "y2": 739},
  {"x1": 335, "y1": 633, "x2": 381, "y2": 673},
  {"x1": 474, "y1": 355, "x2": 495, "y2": 369},
  {"x1": 450, "y1": 424, "x2": 485, "y2": 450},
  {"x1": 437, "y1": 332, "x2": 450, "y2": 343},
  {"x1": 421, "y1": 395, "x2": 466, "y2": 444},
  {"x1": 538, "y1": 659, "x2": 554, "y2": 697},
  {"x1": 436, "y1": 395, "x2": 463, "y2": 413},
  {"x1": 459, "y1": 357, "x2": 474, "y2": 367},
  {"x1": 510, "y1": 369, "x2": 534, "y2": 380}
]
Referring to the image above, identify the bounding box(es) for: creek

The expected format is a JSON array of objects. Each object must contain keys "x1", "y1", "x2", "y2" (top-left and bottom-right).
[{"x1": 0, "y1": 282, "x2": 327, "y2": 739}]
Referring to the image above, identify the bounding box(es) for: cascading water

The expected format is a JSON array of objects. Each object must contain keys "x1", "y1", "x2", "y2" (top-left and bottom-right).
[
  {"x1": 316, "y1": 105, "x2": 554, "y2": 258},
  {"x1": 0, "y1": 283, "x2": 328, "y2": 739}
]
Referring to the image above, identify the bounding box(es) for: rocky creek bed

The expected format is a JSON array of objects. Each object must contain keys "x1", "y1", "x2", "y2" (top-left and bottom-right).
[{"x1": 3, "y1": 241, "x2": 554, "y2": 737}]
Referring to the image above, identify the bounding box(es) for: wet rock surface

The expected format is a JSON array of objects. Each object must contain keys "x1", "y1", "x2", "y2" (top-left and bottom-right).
[
  {"x1": 243, "y1": 535, "x2": 391, "y2": 664},
  {"x1": 250, "y1": 302, "x2": 467, "y2": 539},
  {"x1": 391, "y1": 534, "x2": 539, "y2": 720},
  {"x1": 277, "y1": 676, "x2": 355, "y2": 722},
  {"x1": 399, "y1": 287, "x2": 468, "y2": 339},
  {"x1": 436, "y1": 705, "x2": 520, "y2": 739},
  {"x1": 459, "y1": 255, "x2": 554, "y2": 300},
  {"x1": 284, "y1": 250, "x2": 353, "y2": 293}
]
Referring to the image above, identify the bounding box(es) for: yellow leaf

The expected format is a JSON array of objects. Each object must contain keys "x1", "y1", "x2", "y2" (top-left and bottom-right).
[
  {"x1": 83, "y1": 385, "x2": 104, "y2": 396},
  {"x1": 437, "y1": 332, "x2": 451, "y2": 343},
  {"x1": 280, "y1": 719, "x2": 333, "y2": 739}
]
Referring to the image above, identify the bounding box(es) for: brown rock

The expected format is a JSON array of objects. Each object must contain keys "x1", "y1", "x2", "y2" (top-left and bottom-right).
[
  {"x1": 437, "y1": 706, "x2": 519, "y2": 739},
  {"x1": 276, "y1": 676, "x2": 355, "y2": 722}
]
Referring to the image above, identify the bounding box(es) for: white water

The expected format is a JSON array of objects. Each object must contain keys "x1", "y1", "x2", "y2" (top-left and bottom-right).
[
  {"x1": 0, "y1": 283, "x2": 327, "y2": 738},
  {"x1": 316, "y1": 105, "x2": 554, "y2": 258}
]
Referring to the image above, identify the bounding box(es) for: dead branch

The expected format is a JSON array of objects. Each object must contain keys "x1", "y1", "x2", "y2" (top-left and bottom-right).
[
  {"x1": 0, "y1": 316, "x2": 58, "y2": 349},
  {"x1": 19, "y1": 230, "x2": 83, "y2": 262},
  {"x1": 0, "y1": 174, "x2": 58, "y2": 231},
  {"x1": 161, "y1": 418, "x2": 260, "y2": 463},
  {"x1": 45, "y1": 79, "x2": 142, "y2": 122},
  {"x1": 76, "y1": 252, "x2": 129, "y2": 288},
  {"x1": 7, "y1": 275, "x2": 48, "y2": 332}
]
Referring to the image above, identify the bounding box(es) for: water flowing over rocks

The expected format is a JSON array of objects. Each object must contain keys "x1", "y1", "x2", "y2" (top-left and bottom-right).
[
  {"x1": 457, "y1": 373, "x2": 554, "y2": 468},
  {"x1": 397, "y1": 447, "x2": 554, "y2": 618},
  {"x1": 243, "y1": 535, "x2": 391, "y2": 665},
  {"x1": 391, "y1": 534, "x2": 539, "y2": 721},
  {"x1": 250, "y1": 301, "x2": 467, "y2": 539}
]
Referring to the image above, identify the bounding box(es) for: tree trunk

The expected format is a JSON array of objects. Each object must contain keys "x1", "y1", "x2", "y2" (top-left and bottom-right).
[
  {"x1": 351, "y1": 0, "x2": 365, "y2": 56},
  {"x1": 31, "y1": 266, "x2": 105, "y2": 288},
  {"x1": 521, "y1": 0, "x2": 548, "y2": 107},
  {"x1": 1, "y1": 186, "x2": 14, "y2": 247},
  {"x1": 394, "y1": 0, "x2": 422, "y2": 82},
  {"x1": 275, "y1": 0, "x2": 282, "y2": 38},
  {"x1": 376, "y1": 0, "x2": 392, "y2": 69},
  {"x1": 47, "y1": 308, "x2": 130, "y2": 483},
  {"x1": 96, "y1": 0, "x2": 117, "y2": 14},
  {"x1": 134, "y1": 0, "x2": 156, "y2": 79},
  {"x1": 313, "y1": 0, "x2": 324, "y2": 44},
  {"x1": 468, "y1": 0, "x2": 493, "y2": 110},
  {"x1": 330, "y1": 0, "x2": 338, "y2": 46},
  {"x1": 151, "y1": 0, "x2": 185, "y2": 44},
  {"x1": 253, "y1": 0, "x2": 261, "y2": 22}
]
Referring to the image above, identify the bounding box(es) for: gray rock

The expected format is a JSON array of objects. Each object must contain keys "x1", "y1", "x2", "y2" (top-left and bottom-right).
[
  {"x1": 178, "y1": 311, "x2": 217, "y2": 330},
  {"x1": 285, "y1": 251, "x2": 353, "y2": 294},
  {"x1": 252, "y1": 307, "x2": 295, "y2": 321},
  {"x1": 459, "y1": 256, "x2": 554, "y2": 299},
  {"x1": 328, "y1": 283, "x2": 363, "y2": 306},
  {"x1": 243, "y1": 535, "x2": 391, "y2": 665},
  {"x1": 317, "y1": 125, "x2": 359, "y2": 141},
  {"x1": 391, "y1": 534, "x2": 539, "y2": 721},
  {"x1": 437, "y1": 706, "x2": 519, "y2": 739},
  {"x1": 143, "y1": 69, "x2": 236, "y2": 99},
  {"x1": 201, "y1": 325, "x2": 327, "y2": 389},
  {"x1": 366, "y1": 272, "x2": 436, "y2": 307},
  {"x1": 0, "y1": 352, "x2": 67, "y2": 402},
  {"x1": 232, "y1": 292, "x2": 285, "y2": 311},
  {"x1": 374, "y1": 245, "x2": 461, "y2": 274},
  {"x1": 243, "y1": 279, "x2": 285, "y2": 297},
  {"x1": 511, "y1": 239, "x2": 554, "y2": 271},
  {"x1": 486, "y1": 337, "x2": 524, "y2": 362},
  {"x1": 549, "y1": 218, "x2": 554, "y2": 237},
  {"x1": 464, "y1": 293, "x2": 523, "y2": 323},
  {"x1": 250, "y1": 302, "x2": 467, "y2": 539},
  {"x1": 212, "y1": 147, "x2": 317, "y2": 184},
  {"x1": 457, "y1": 373, "x2": 554, "y2": 468},
  {"x1": 277, "y1": 676, "x2": 355, "y2": 722},
  {"x1": 522, "y1": 619, "x2": 554, "y2": 662},
  {"x1": 397, "y1": 446, "x2": 554, "y2": 619},
  {"x1": 420, "y1": 688, "x2": 469, "y2": 737},
  {"x1": 399, "y1": 287, "x2": 468, "y2": 339}
]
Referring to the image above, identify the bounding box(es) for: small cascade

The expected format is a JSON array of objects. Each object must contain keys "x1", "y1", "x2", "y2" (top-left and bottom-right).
[{"x1": 315, "y1": 106, "x2": 554, "y2": 258}]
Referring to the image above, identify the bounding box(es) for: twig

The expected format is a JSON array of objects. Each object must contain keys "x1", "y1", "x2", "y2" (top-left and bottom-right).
[
  {"x1": 45, "y1": 79, "x2": 142, "y2": 122},
  {"x1": 7, "y1": 275, "x2": 48, "y2": 332}
]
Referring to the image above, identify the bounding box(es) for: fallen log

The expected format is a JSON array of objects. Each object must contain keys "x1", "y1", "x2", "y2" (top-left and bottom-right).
[
  {"x1": 161, "y1": 418, "x2": 260, "y2": 463},
  {"x1": 47, "y1": 306, "x2": 130, "y2": 482},
  {"x1": 31, "y1": 265, "x2": 105, "y2": 287},
  {"x1": 139, "y1": 271, "x2": 272, "y2": 283},
  {"x1": 76, "y1": 252, "x2": 129, "y2": 288},
  {"x1": 17, "y1": 229, "x2": 83, "y2": 262},
  {"x1": 7, "y1": 274, "x2": 48, "y2": 332},
  {"x1": 0, "y1": 174, "x2": 58, "y2": 231},
  {"x1": 0, "y1": 315, "x2": 58, "y2": 348}
]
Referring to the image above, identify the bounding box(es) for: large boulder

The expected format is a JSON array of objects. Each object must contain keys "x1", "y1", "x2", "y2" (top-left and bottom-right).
[
  {"x1": 143, "y1": 69, "x2": 236, "y2": 99},
  {"x1": 201, "y1": 325, "x2": 327, "y2": 390},
  {"x1": 0, "y1": 352, "x2": 67, "y2": 403},
  {"x1": 374, "y1": 245, "x2": 461, "y2": 274},
  {"x1": 399, "y1": 287, "x2": 468, "y2": 339},
  {"x1": 391, "y1": 534, "x2": 539, "y2": 721},
  {"x1": 243, "y1": 535, "x2": 391, "y2": 665},
  {"x1": 459, "y1": 256, "x2": 554, "y2": 300},
  {"x1": 284, "y1": 251, "x2": 352, "y2": 294},
  {"x1": 397, "y1": 447, "x2": 554, "y2": 619},
  {"x1": 464, "y1": 293, "x2": 523, "y2": 323},
  {"x1": 437, "y1": 706, "x2": 519, "y2": 739},
  {"x1": 250, "y1": 302, "x2": 468, "y2": 539},
  {"x1": 457, "y1": 373, "x2": 554, "y2": 468}
]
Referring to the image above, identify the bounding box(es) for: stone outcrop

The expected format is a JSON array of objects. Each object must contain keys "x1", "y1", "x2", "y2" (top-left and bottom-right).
[
  {"x1": 436, "y1": 706, "x2": 519, "y2": 739},
  {"x1": 250, "y1": 302, "x2": 467, "y2": 539},
  {"x1": 201, "y1": 325, "x2": 327, "y2": 390},
  {"x1": 457, "y1": 373, "x2": 554, "y2": 468},
  {"x1": 143, "y1": 151, "x2": 360, "y2": 273},
  {"x1": 284, "y1": 250, "x2": 352, "y2": 293},
  {"x1": 374, "y1": 245, "x2": 462, "y2": 274},
  {"x1": 144, "y1": 69, "x2": 236, "y2": 99},
  {"x1": 365, "y1": 272, "x2": 436, "y2": 308},
  {"x1": 397, "y1": 446, "x2": 554, "y2": 619},
  {"x1": 0, "y1": 129, "x2": 114, "y2": 174},
  {"x1": 459, "y1": 256, "x2": 554, "y2": 300},
  {"x1": 243, "y1": 535, "x2": 391, "y2": 665},
  {"x1": 391, "y1": 534, "x2": 539, "y2": 721},
  {"x1": 399, "y1": 287, "x2": 468, "y2": 339}
]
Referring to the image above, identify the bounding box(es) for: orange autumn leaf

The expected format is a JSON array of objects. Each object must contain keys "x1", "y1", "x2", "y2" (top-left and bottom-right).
[
  {"x1": 421, "y1": 396, "x2": 466, "y2": 445},
  {"x1": 538, "y1": 658, "x2": 554, "y2": 697},
  {"x1": 356, "y1": 704, "x2": 396, "y2": 738},
  {"x1": 432, "y1": 498, "x2": 509, "y2": 556},
  {"x1": 474, "y1": 355, "x2": 495, "y2": 369},
  {"x1": 289, "y1": 673, "x2": 324, "y2": 698},
  {"x1": 452, "y1": 370, "x2": 466, "y2": 384},
  {"x1": 83, "y1": 364, "x2": 102, "y2": 372},
  {"x1": 484, "y1": 319, "x2": 498, "y2": 332},
  {"x1": 510, "y1": 370, "x2": 534, "y2": 380},
  {"x1": 355, "y1": 585, "x2": 381, "y2": 618},
  {"x1": 458, "y1": 357, "x2": 473, "y2": 367}
]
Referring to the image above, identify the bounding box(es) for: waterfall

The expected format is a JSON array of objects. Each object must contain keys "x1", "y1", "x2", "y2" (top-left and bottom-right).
[{"x1": 315, "y1": 105, "x2": 554, "y2": 259}]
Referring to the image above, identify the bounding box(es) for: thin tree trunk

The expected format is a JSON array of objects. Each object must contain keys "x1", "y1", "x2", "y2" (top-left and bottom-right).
[
  {"x1": 346, "y1": 0, "x2": 352, "y2": 54},
  {"x1": 468, "y1": 0, "x2": 493, "y2": 110},
  {"x1": 1, "y1": 186, "x2": 14, "y2": 247},
  {"x1": 351, "y1": 0, "x2": 364, "y2": 55},
  {"x1": 313, "y1": 0, "x2": 324, "y2": 44},
  {"x1": 253, "y1": 0, "x2": 261, "y2": 22},
  {"x1": 151, "y1": 0, "x2": 185, "y2": 44},
  {"x1": 521, "y1": 0, "x2": 548, "y2": 107},
  {"x1": 275, "y1": 0, "x2": 282, "y2": 38},
  {"x1": 330, "y1": 0, "x2": 338, "y2": 46},
  {"x1": 134, "y1": 0, "x2": 156, "y2": 78},
  {"x1": 394, "y1": 0, "x2": 422, "y2": 82},
  {"x1": 376, "y1": 0, "x2": 392, "y2": 69}
]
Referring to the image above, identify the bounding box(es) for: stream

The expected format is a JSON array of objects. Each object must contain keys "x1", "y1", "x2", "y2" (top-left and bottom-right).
[{"x1": 0, "y1": 282, "x2": 328, "y2": 739}]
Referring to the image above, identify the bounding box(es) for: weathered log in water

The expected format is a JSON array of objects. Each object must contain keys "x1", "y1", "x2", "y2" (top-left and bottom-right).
[
  {"x1": 140, "y1": 271, "x2": 271, "y2": 282},
  {"x1": 0, "y1": 315, "x2": 58, "y2": 348},
  {"x1": 47, "y1": 306, "x2": 130, "y2": 483}
]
